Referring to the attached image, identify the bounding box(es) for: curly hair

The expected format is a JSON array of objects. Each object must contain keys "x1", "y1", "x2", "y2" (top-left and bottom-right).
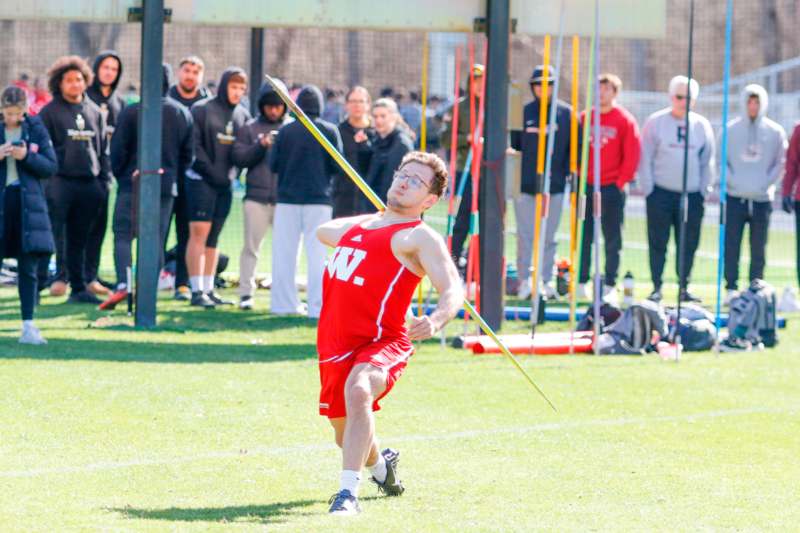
[
  {"x1": 47, "y1": 55, "x2": 93, "y2": 96},
  {"x1": 399, "y1": 151, "x2": 449, "y2": 197}
]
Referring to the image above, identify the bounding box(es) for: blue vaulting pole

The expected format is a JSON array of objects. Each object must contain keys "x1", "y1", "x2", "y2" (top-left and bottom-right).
[{"x1": 715, "y1": 0, "x2": 734, "y2": 350}]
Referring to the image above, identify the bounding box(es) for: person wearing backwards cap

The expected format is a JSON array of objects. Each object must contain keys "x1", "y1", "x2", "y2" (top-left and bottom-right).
[
  {"x1": 509, "y1": 64, "x2": 575, "y2": 300},
  {"x1": 638, "y1": 75, "x2": 715, "y2": 303}
]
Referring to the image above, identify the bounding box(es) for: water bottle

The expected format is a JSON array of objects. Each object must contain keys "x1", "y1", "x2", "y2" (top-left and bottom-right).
[{"x1": 623, "y1": 271, "x2": 635, "y2": 307}]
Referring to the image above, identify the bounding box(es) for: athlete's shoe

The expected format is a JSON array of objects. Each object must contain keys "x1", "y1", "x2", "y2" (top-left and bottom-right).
[
  {"x1": 602, "y1": 284, "x2": 619, "y2": 305},
  {"x1": 542, "y1": 282, "x2": 558, "y2": 301},
  {"x1": 190, "y1": 291, "x2": 215, "y2": 308},
  {"x1": 576, "y1": 282, "x2": 590, "y2": 300},
  {"x1": 239, "y1": 295, "x2": 254, "y2": 310},
  {"x1": 99, "y1": 289, "x2": 128, "y2": 311},
  {"x1": 173, "y1": 285, "x2": 191, "y2": 301},
  {"x1": 19, "y1": 323, "x2": 47, "y2": 345},
  {"x1": 68, "y1": 290, "x2": 102, "y2": 305},
  {"x1": 647, "y1": 288, "x2": 663, "y2": 303},
  {"x1": 328, "y1": 489, "x2": 361, "y2": 516},
  {"x1": 680, "y1": 290, "x2": 702, "y2": 303},
  {"x1": 207, "y1": 291, "x2": 234, "y2": 306},
  {"x1": 371, "y1": 448, "x2": 405, "y2": 496}
]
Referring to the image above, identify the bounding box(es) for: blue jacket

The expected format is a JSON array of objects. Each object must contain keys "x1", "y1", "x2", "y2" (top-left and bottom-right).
[
  {"x1": 269, "y1": 85, "x2": 342, "y2": 205},
  {"x1": 510, "y1": 98, "x2": 574, "y2": 195},
  {"x1": 0, "y1": 115, "x2": 57, "y2": 256}
]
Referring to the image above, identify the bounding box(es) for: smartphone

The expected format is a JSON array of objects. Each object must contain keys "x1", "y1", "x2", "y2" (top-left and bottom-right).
[{"x1": 11, "y1": 140, "x2": 24, "y2": 147}]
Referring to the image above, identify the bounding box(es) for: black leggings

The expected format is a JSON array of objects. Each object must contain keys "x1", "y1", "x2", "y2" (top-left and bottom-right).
[{"x1": 3, "y1": 185, "x2": 39, "y2": 321}]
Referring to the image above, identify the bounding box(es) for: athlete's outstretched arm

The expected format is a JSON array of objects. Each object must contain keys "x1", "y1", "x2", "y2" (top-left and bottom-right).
[
  {"x1": 407, "y1": 228, "x2": 464, "y2": 341},
  {"x1": 316, "y1": 214, "x2": 374, "y2": 247}
]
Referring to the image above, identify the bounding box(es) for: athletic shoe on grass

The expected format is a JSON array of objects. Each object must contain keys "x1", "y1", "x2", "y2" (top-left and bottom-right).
[
  {"x1": 190, "y1": 291, "x2": 215, "y2": 308},
  {"x1": 239, "y1": 295, "x2": 254, "y2": 310},
  {"x1": 328, "y1": 489, "x2": 361, "y2": 516},
  {"x1": 68, "y1": 290, "x2": 102, "y2": 305},
  {"x1": 647, "y1": 288, "x2": 662, "y2": 303},
  {"x1": 372, "y1": 448, "x2": 405, "y2": 496},
  {"x1": 679, "y1": 290, "x2": 702, "y2": 303},
  {"x1": 19, "y1": 324, "x2": 46, "y2": 345},
  {"x1": 99, "y1": 289, "x2": 129, "y2": 311},
  {"x1": 174, "y1": 286, "x2": 191, "y2": 301},
  {"x1": 207, "y1": 291, "x2": 234, "y2": 306}
]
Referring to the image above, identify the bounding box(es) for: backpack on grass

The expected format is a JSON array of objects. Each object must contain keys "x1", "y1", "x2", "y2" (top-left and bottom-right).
[{"x1": 725, "y1": 279, "x2": 777, "y2": 349}]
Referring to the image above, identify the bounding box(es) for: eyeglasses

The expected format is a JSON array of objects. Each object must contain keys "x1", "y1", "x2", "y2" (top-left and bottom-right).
[
  {"x1": 392, "y1": 171, "x2": 432, "y2": 190},
  {"x1": 674, "y1": 95, "x2": 689, "y2": 101}
]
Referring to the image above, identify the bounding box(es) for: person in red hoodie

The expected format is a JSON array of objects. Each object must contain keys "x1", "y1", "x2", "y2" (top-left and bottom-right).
[{"x1": 577, "y1": 73, "x2": 641, "y2": 303}]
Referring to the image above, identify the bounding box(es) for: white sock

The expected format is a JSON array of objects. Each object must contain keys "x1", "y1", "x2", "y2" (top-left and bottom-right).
[
  {"x1": 203, "y1": 275, "x2": 214, "y2": 293},
  {"x1": 340, "y1": 470, "x2": 361, "y2": 496},
  {"x1": 117, "y1": 283, "x2": 127, "y2": 291},
  {"x1": 368, "y1": 453, "x2": 387, "y2": 483},
  {"x1": 190, "y1": 276, "x2": 203, "y2": 292}
]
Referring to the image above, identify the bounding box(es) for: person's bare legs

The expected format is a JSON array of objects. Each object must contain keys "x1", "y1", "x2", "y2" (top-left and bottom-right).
[
  {"x1": 187, "y1": 221, "x2": 211, "y2": 288},
  {"x1": 342, "y1": 363, "x2": 386, "y2": 472},
  {"x1": 204, "y1": 247, "x2": 218, "y2": 278},
  {"x1": 329, "y1": 416, "x2": 380, "y2": 468}
]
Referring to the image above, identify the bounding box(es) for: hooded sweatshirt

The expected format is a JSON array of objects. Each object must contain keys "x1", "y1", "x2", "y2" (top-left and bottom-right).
[
  {"x1": 637, "y1": 107, "x2": 715, "y2": 197},
  {"x1": 168, "y1": 84, "x2": 211, "y2": 110},
  {"x1": 188, "y1": 67, "x2": 252, "y2": 188},
  {"x1": 38, "y1": 92, "x2": 110, "y2": 182},
  {"x1": 110, "y1": 64, "x2": 194, "y2": 197},
  {"x1": 510, "y1": 96, "x2": 574, "y2": 195},
  {"x1": 724, "y1": 84, "x2": 786, "y2": 202},
  {"x1": 269, "y1": 85, "x2": 342, "y2": 205},
  {"x1": 86, "y1": 51, "x2": 126, "y2": 138},
  {"x1": 231, "y1": 82, "x2": 288, "y2": 204}
]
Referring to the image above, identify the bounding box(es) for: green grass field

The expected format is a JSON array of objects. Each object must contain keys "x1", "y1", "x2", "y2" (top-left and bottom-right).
[{"x1": 1, "y1": 287, "x2": 799, "y2": 531}]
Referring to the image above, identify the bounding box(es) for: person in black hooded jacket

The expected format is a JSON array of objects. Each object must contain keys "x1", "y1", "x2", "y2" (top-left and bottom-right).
[
  {"x1": 185, "y1": 67, "x2": 251, "y2": 308},
  {"x1": 85, "y1": 50, "x2": 126, "y2": 296},
  {"x1": 37, "y1": 55, "x2": 110, "y2": 304},
  {"x1": 231, "y1": 79, "x2": 288, "y2": 310},
  {"x1": 269, "y1": 84, "x2": 342, "y2": 318},
  {"x1": 364, "y1": 97, "x2": 414, "y2": 211},
  {"x1": 0, "y1": 86, "x2": 58, "y2": 344},
  {"x1": 99, "y1": 63, "x2": 194, "y2": 311}
]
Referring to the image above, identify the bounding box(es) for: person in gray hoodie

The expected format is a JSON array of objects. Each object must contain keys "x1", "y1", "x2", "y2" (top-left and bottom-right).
[
  {"x1": 722, "y1": 84, "x2": 786, "y2": 300},
  {"x1": 638, "y1": 75, "x2": 715, "y2": 303}
]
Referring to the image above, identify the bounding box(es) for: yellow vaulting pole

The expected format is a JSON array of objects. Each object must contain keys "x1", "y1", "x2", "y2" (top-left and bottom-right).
[
  {"x1": 264, "y1": 74, "x2": 556, "y2": 412},
  {"x1": 417, "y1": 34, "x2": 430, "y2": 317},
  {"x1": 568, "y1": 36, "x2": 580, "y2": 353},
  {"x1": 530, "y1": 36, "x2": 551, "y2": 318}
]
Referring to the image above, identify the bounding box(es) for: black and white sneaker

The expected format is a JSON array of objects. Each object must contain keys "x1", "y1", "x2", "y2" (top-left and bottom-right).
[
  {"x1": 680, "y1": 290, "x2": 702, "y2": 303},
  {"x1": 647, "y1": 288, "x2": 663, "y2": 303},
  {"x1": 207, "y1": 291, "x2": 234, "y2": 306},
  {"x1": 328, "y1": 489, "x2": 361, "y2": 516},
  {"x1": 372, "y1": 448, "x2": 405, "y2": 496},
  {"x1": 239, "y1": 295, "x2": 254, "y2": 310},
  {"x1": 190, "y1": 291, "x2": 215, "y2": 308}
]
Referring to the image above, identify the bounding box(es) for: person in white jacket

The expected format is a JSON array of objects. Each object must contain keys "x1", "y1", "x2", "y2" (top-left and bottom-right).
[{"x1": 722, "y1": 84, "x2": 786, "y2": 302}]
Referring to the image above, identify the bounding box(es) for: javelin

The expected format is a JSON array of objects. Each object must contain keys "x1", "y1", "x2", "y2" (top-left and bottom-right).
[{"x1": 265, "y1": 74, "x2": 556, "y2": 412}]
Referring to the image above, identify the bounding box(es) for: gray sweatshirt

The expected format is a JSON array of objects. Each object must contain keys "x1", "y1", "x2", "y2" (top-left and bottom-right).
[
  {"x1": 637, "y1": 107, "x2": 715, "y2": 197},
  {"x1": 723, "y1": 84, "x2": 787, "y2": 202}
]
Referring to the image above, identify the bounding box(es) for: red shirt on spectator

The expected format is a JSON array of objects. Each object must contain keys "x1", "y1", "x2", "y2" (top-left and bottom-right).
[
  {"x1": 782, "y1": 123, "x2": 800, "y2": 200},
  {"x1": 580, "y1": 105, "x2": 641, "y2": 189}
]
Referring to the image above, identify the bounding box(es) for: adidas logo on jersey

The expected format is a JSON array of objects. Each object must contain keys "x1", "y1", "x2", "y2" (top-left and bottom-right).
[{"x1": 327, "y1": 246, "x2": 366, "y2": 286}]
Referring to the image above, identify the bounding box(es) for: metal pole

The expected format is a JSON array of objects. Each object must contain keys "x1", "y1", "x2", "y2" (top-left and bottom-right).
[
  {"x1": 480, "y1": 0, "x2": 510, "y2": 330},
  {"x1": 135, "y1": 0, "x2": 164, "y2": 328},
  {"x1": 250, "y1": 28, "x2": 264, "y2": 117}
]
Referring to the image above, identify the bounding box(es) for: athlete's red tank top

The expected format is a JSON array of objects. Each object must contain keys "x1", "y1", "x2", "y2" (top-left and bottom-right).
[{"x1": 317, "y1": 218, "x2": 423, "y2": 356}]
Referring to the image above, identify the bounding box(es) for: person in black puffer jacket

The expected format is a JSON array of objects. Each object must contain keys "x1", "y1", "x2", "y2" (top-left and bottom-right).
[
  {"x1": 334, "y1": 86, "x2": 376, "y2": 218},
  {"x1": 269, "y1": 84, "x2": 342, "y2": 318},
  {"x1": 38, "y1": 55, "x2": 111, "y2": 305},
  {"x1": 364, "y1": 97, "x2": 414, "y2": 212},
  {"x1": 231, "y1": 79, "x2": 288, "y2": 310},
  {"x1": 0, "y1": 86, "x2": 58, "y2": 344},
  {"x1": 100, "y1": 63, "x2": 194, "y2": 311},
  {"x1": 185, "y1": 67, "x2": 251, "y2": 308}
]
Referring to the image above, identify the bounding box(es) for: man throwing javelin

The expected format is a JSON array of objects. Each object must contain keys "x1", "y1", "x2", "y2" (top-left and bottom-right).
[{"x1": 316, "y1": 151, "x2": 463, "y2": 516}]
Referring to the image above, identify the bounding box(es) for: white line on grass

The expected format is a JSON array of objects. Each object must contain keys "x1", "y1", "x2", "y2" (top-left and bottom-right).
[{"x1": 0, "y1": 406, "x2": 788, "y2": 479}]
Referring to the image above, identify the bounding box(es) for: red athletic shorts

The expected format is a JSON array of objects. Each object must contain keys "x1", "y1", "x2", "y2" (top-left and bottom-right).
[{"x1": 318, "y1": 339, "x2": 414, "y2": 419}]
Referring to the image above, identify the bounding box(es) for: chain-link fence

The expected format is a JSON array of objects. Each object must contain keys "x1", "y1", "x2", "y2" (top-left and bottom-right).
[{"x1": 2, "y1": 0, "x2": 799, "y2": 302}]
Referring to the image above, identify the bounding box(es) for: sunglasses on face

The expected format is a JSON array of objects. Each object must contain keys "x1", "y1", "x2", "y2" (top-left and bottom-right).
[{"x1": 392, "y1": 171, "x2": 432, "y2": 191}]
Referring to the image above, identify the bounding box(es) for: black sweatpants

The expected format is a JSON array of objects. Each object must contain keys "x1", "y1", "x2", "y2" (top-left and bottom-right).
[
  {"x1": 578, "y1": 184, "x2": 626, "y2": 286},
  {"x1": 84, "y1": 183, "x2": 110, "y2": 283},
  {"x1": 43, "y1": 176, "x2": 105, "y2": 294},
  {"x1": 113, "y1": 189, "x2": 175, "y2": 287},
  {"x1": 3, "y1": 185, "x2": 40, "y2": 321},
  {"x1": 451, "y1": 170, "x2": 472, "y2": 265},
  {"x1": 646, "y1": 186, "x2": 704, "y2": 290},
  {"x1": 724, "y1": 196, "x2": 771, "y2": 290},
  {"x1": 170, "y1": 181, "x2": 190, "y2": 289}
]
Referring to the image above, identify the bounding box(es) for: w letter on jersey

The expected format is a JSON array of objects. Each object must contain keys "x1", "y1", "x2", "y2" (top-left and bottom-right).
[{"x1": 327, "y1": 246, "x2": 367, "y2": 285}]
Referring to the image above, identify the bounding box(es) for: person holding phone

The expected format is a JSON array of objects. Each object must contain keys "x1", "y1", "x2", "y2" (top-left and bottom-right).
[{"x1": 0, "y1": 85, "x2": 58, "y2": 344}]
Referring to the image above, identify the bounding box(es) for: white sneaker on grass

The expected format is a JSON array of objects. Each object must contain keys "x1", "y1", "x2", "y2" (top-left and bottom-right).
[
  {"x1": 576, "y1": 282, "x2": 590, "y2": 300},
  {"x1": 602, "y1": 284, "x2": 618, "y2": 305},
  {"x1": 19, "y1": 324, "x2": 47, "y2": 345}
]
